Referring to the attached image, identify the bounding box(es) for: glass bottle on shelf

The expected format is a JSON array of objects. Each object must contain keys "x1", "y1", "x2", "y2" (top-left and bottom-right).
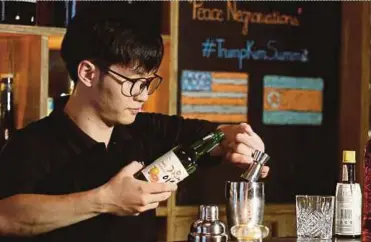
[{"x1": 0, "y1": 73, "x2": 15, "y2": 150}]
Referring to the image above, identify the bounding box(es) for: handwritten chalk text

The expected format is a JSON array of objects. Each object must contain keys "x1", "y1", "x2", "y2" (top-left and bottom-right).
[
  {"x1": 191, "y1": 0, "x2": 301, "y2": 36},
  {"x1": 201, "y1": 38, "x2": 309, "y2": 69}
]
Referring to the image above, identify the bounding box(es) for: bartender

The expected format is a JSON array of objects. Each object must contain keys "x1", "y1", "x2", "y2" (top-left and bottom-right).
[{"x1": 0, "y1": 5, "x2": 269, "y2": 242}]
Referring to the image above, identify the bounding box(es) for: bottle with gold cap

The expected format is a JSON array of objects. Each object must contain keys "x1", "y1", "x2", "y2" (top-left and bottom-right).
[{"x1": 335, "y1": 150, "x2": 362, "y2": 238}]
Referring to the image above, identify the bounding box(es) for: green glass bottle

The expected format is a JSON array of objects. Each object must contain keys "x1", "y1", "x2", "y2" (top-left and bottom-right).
[{"x1": 135, "y1": 130, "x2": 225, "y2": 184}]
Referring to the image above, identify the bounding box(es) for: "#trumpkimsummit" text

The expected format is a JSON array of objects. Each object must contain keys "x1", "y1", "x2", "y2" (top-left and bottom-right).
[{"x1": 201, "y1": 38, "x2": 309, "y2": 69}]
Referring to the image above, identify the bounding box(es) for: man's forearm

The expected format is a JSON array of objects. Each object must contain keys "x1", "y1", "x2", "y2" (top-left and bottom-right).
[{"x1": 0, "y1": 188, "x2": 104, "y2": 237}]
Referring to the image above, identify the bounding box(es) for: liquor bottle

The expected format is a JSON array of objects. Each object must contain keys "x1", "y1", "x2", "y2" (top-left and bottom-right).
[
  {"x1": 36, "y1": 0, "x2": 77, "y2": 27},
  {"x1": 0, "y1": 0, "x2": 36, "y2": 25},
  {"x1": 363, "y1": 140, "x2": 371, "y2": 241},
  {"x1": 335, "y1": 150, "x2": 362, "y2": 238},
  {"x1": 134, "y1": 130, "x2": 225, "y2": 184},
  {"x1": 0, "y1": 74, "x2": 15, "y2": 150}
]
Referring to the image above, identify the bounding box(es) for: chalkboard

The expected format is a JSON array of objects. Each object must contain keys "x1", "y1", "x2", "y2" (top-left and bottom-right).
[{"x1": 175, "y1": 1, "x2": 341, "y2": 205}]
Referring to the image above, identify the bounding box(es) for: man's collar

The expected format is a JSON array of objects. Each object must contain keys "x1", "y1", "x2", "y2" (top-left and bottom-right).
[{"x1": 49, "y1": 96, "x2": 133, "y2": 154}]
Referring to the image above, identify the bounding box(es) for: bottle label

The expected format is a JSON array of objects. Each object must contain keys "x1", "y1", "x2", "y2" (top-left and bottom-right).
[
  {"x1": 140, "y1": 150, "x2": 189, "y2": 184},
  {"x1": 335, "y1": 183, "x2": 362, "y2": 235}
]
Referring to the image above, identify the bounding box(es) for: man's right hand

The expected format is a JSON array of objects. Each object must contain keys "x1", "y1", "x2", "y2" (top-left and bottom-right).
[{"x1": 97, "y1": 161, "x2": 177, "y2": 216}]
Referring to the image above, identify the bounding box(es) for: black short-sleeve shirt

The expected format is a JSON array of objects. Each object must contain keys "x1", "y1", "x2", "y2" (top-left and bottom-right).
[{"x1": 0, "y1": 101, "x2": 219, "y2": 242}]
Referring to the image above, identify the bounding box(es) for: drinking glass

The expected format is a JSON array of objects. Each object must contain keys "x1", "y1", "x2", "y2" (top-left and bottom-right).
[{"x1": 296, "y1": 195, "x2": 335, "y2": 240}]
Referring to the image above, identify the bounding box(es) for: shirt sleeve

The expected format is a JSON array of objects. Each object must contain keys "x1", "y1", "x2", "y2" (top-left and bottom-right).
[
  {"x1": 130, "y1": 113, "x2": 222, "y2": 166},
  {"x1": 0, "y1": 130, "x2": 51, "y2": 199}
]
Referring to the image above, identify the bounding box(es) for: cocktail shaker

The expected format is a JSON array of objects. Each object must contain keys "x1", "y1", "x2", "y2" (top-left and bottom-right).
[{"x1": 188, "y1": 205, "x2": 228, "y2": 242}]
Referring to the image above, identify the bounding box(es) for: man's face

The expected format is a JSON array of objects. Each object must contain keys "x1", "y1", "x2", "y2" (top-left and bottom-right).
[{"x1": 92, "y1": 64, "x2": 153, "y2": 125}]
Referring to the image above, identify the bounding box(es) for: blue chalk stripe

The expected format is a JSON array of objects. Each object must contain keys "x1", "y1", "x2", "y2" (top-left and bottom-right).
[
  {"x1": 263, "y1": 111, "x2": 323, "y2": 125},
  {"x1": 264, "y1": 75, "x2": 324, "y2": 91}
]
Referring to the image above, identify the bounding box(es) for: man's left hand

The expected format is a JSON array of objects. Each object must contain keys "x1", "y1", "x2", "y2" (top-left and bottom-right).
[{"x1": 210, "y1": 123, "x2": 269, "y2": 178}]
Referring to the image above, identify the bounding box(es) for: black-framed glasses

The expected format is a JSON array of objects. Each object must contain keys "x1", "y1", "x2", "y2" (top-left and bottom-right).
[{"x1": 107, "y1": 68, "x2": 163, "y2": 97}]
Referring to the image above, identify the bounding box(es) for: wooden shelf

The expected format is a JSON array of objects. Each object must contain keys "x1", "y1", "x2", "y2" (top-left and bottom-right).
[{"x1": 0, "y1": 24, "x2": 65, "y2": 37}]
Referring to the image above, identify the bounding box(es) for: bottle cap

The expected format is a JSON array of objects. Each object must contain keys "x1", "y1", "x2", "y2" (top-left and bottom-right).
[
  {"x1": 342, "y1": 150, "x2": 356, "y2": 164},
  {"x1": 0, "y1": 73, "x2": 14, "y2": 79}
]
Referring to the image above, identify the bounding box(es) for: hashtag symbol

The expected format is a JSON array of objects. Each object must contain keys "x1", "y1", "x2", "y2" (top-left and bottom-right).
[{"x1": 202, "y1": 39, "x2": 216, "y2": 58}]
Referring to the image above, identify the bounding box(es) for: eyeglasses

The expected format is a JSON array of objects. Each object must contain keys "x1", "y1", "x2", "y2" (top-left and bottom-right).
[{"x1": 107, "y1": 68, "x2": 163, "y2": 97}]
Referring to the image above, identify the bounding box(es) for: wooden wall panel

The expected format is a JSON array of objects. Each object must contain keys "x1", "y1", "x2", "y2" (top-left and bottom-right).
[
  {"x1": 0, "y1": 38, "x2": 13, "y2": 74},
  {"x1": 0, "y1": 34, "x2": 44, "y2": 129},
  {"x1": 13, "y1": 35, "x2": 43, "y2": 128}
]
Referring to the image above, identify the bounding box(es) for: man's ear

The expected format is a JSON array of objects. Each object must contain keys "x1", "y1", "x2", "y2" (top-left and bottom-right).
[{"x1": 77, "y1": 60, "x2": 98, "y2": 87}]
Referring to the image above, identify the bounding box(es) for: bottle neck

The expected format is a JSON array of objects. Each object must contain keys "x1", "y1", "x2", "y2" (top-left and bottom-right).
[
  {"x1": 190, "y1": 131, "x2": 224, "y2": 160},
  {"x1": 341, "y1": 163, "x2": 356, "y2": 183}
]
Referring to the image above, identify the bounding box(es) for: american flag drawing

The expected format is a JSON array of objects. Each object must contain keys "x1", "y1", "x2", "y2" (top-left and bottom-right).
[{"x1": 180, "y1": 70, "x2": 248, "y2": 123}]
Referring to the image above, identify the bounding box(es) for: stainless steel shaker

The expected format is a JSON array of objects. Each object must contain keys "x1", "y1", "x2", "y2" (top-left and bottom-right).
[
  {"x1": 188, "y1": 205, "x2": 228, "y2": 242},
  {"x1": 225, "y1": 181, "x2": 265, "y2": 236}
]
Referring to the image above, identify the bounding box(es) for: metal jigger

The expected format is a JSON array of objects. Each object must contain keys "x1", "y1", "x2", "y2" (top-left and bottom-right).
[{"x1": 240, "y1": 150, "x2": 270, "y2": 182}]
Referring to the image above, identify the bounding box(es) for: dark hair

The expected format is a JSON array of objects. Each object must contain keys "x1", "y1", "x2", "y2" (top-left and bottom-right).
[{"x1": 60, "y1": 6, "x2": 164, "y2": 83}]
